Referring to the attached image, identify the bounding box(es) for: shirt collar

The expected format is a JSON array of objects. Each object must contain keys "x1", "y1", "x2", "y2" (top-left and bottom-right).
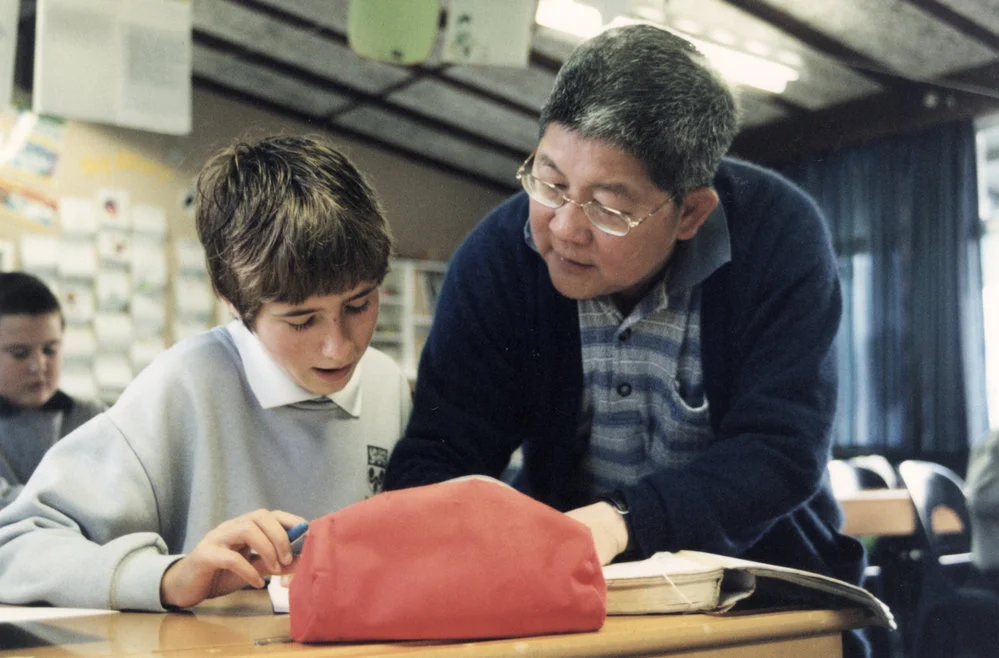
[
  {"x1": 522, "y1": 195, "x2": 731, "y2": 294},
  {"x1": 226, "y1": 320, "x2": 363, "y2": 417}
]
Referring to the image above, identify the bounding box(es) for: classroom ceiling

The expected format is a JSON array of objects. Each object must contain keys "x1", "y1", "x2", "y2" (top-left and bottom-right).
[{"x1": 14, "y1": 0, "x2": 999, "y2": 192}]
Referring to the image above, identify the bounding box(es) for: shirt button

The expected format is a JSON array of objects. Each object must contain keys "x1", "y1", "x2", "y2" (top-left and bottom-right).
[
  {"x1": 618, "y1": 329, "x2": 632, "y2": 342},
  {"x1": 617, "y1": 382, "x2": 632, "y2": 397}
]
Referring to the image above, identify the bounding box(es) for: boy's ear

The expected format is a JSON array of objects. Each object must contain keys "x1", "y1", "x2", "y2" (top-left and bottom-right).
[{"x1": 676, "y1": 187, "x2": 719, "y2": 240}]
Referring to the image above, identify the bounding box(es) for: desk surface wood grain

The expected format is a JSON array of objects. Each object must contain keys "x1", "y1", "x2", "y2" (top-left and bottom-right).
[{"x1": 0, "y1": 590, "x2": 872, "y2": 658}]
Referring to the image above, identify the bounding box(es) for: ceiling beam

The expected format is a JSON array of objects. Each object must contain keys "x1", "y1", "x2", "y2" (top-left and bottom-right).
[
  {"x1": 731, "y1": 61, "x2": 999, "y2": 164},
  {"x1": 191, "y1": 31, "x2": 527, "y2": 160},
  {"x1": 902, "y1": 0, "x2": 999, "y2": 51},
  {"x1": 193, "y1": 76, "x2": 517, "y2": 194},
  {"x1": 717, "y1": 0, "x2": 908, "y2": 89}
]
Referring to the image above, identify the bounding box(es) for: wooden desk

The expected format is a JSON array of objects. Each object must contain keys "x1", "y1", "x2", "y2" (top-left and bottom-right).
[
  {"x1": 838, "y1": 488, "x2": 962, "y2": 537},
  {"x1": 0, "y1": 591, "x2": 873, "y2": 658}
]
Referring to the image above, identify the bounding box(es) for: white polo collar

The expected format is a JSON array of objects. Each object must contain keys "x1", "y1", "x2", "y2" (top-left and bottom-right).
[{"x1": 226, "y1": 320, "x2": 363, "y2": 417}]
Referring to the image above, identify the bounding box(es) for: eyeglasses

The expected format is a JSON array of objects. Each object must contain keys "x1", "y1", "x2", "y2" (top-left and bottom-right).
[{"x1": 515, "y1": 152, "x2": 673, "y2": 237}]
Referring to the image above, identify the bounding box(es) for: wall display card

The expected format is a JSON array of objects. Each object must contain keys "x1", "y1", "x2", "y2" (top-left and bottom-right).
[
  {"x1": 174, "y1": 238, "x2": 206, "y2": 273},
  {"x1": 442, "y1": 0, "x2": 535, "y2": 67},
  {"x1": 61, "y1": 282, "x2": 96, "y2": 322},
  {"x1": 59, "y1": 238, "x2": 98, "y2": 279},
  {"x1": 132, "y1": 203, "x2": 167, "y2": 236},
  {"x1": 59, "y1": 196, "x2": 98, "y2": 234},
  {"x1": 97, "y1": 229, "x2": 131, "y2": 266},
  {"x1": 0, "y1": 239, "x2": 14, "y2": 271},
  {"x1": 60, "y1": 363, "x2": 99, "y2": 400},
  {"x1": 132, "y1": 238, "x2": 167, "y2": 291},
  {"x1": 95, "y1": 187, "x2": 130, "y2": 230},
  {"x1": 61, "y1": 324, "x2": 96, "y2": 358},
  {"x1": 132, "y1": 292, "x2": 165, "y2": 333},
  {"x1": 0, "y1": 0, "x2": 17, "y2": 110},
  {"x1": 96, "y1": 269, "x2": 131, "y2": 312},
  {"x1": 94, "y1": 353, "x2": 133, "y2": 392},
  {"x1": 19, "y1": 233, "x2": 60, "y2": 271},
  {"x1": 33, "y1": 0, "x2": 192, "y2": 135},
  {"x1": 173, "y1": 275, "x2": 214, "y2": 319},
  {"x1": 130, "y1": 336, "x2": 165, "y2": 372},
  {"x1": 94, "y1": 311, "x2": 132, "y2": 348}
]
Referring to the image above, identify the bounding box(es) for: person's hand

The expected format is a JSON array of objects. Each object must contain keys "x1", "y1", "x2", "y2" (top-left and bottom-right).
[
  {"x1": 565, "y1": 502, "x2": 629, "y2": 565},
  {"x1": 160, "y1": 509, "x2": 306, "y2": 609}
]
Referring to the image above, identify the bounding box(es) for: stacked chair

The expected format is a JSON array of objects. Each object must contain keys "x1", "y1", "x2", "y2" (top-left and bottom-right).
[{"x1": 897, "y1": 460, "x2": 999, "y2": 658}]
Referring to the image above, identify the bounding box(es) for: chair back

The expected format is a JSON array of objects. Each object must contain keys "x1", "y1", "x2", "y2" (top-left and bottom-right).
[
  {"x1": 827, "y1": 459, "x2": 862, "y2": 498},
  {"x1": 849, "y1": 454, "x2": 899, "y2": 488},
  {"x1": 897, "y1": 460, "x2": 972, "y2": 584}
]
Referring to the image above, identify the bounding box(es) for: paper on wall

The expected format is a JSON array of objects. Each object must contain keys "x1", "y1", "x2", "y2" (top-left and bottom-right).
[
  {"x1": 59, "y1": 238, "x2": 98, "y2": 279},
  {"x1": 94, "y1": 311, "x2": 132, "y2": 348},
  {"x1": 59, "y1": 196, "x2": 98, "y2": 234},
  {"x1": 20, "y1": 233, "x2": 60, "y2": 271}
]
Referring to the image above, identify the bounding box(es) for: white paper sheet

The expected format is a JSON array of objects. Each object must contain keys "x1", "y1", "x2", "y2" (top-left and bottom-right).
[{"x1": 0, "y1": 606, "x2": 118, "y2": 623}]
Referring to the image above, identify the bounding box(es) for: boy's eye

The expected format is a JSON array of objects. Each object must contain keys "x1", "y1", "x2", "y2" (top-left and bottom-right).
[
  {"x1": 4, "y1": 347, "x2": 30, "y2": 360},
  {"x1": 288, "y1": 317, "x2": 316, "y2": 332},
  {"x1": 346, "y1": 300, "x2": 370, "y2": 314}
]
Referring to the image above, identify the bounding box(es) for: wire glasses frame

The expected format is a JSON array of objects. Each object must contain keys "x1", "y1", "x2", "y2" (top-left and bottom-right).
[{"x1": 515, "y1": 152, "x2": 673, "y2": 237}]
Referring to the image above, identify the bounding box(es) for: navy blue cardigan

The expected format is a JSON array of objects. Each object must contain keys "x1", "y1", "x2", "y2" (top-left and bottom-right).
[{"x1": 386, "y1": 158, "x2": 865, "y2": 585}]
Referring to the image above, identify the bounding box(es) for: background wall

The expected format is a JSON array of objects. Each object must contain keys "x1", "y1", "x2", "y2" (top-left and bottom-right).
[
  {"x1": 0, "y1": 86, "x2": 510, "y2": 400},
  {"x1": 1, "y1": 85, "x2": 509, "y2": 257}
]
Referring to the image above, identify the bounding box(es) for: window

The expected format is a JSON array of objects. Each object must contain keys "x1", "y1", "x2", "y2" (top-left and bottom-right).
[{"x1": 977, "y1": 116, "x2": 999, "y2": 430}]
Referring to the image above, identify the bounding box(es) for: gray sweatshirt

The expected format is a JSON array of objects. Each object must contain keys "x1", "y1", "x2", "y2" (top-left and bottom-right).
[
  {"x1": 0, "y1": 324, "x2": 411, "y2": 610},
  {"x1": 0, "y1": 391, "x2": 105, "y2": 507}
]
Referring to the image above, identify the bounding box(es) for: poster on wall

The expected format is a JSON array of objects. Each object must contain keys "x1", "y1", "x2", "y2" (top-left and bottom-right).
[
  {"x1": 0, "y1": 179, "x2": 58, "y2": 229},
  {"x1": 33, "y1": 0, "x2": 192, "y2": 135},
  {"x1": 0, "y1": 110, "x2": 65, "y2": 180}
]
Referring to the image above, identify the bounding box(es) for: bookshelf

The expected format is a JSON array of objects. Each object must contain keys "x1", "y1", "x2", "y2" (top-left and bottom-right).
[{"x1": 373, "y1": 258, "x2": 447, "y2": 380}]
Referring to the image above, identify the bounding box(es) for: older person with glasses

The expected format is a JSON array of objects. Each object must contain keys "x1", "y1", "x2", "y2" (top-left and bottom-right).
[{"x1": 386, "y1": 24, "x2": 866, "y2": 657}]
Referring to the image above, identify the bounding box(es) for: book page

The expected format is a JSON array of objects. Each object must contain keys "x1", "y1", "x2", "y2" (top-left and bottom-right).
[{"x1": 603, "y1": 551, "x2": 718, "y2": 581}]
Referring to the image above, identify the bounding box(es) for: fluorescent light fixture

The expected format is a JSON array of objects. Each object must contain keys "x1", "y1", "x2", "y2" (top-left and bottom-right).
[
  {"x1": 535, "y1": 1, "x2": 800, "y2": 94},
  {"x1": 535, "y1": 0, "x2": 604, "y2": 39}
]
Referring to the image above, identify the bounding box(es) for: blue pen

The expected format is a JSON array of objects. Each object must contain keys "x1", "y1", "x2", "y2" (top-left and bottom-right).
[{"x1": 286, "y1": 521, "x2": 309, "y2": 543}]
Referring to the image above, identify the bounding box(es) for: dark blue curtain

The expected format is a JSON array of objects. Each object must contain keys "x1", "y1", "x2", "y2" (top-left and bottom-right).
[{"x1": 775, "y1": 120, "x2": 987, "y2": 458}]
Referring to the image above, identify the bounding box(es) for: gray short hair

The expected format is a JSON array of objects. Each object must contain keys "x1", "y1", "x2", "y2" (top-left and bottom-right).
[{"x1": 539, "y1": 24, "x2": 739, "y2": 198}]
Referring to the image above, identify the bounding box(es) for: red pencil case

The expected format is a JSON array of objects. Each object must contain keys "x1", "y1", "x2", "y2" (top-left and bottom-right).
[{"x1": 289, "y1": 477, "x2": 606, "y2": 642}]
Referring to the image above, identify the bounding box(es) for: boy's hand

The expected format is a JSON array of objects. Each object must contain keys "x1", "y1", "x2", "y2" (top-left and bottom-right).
[
  {"x1": 565, "y1": 502, "x2": 629, "y2": 565},
  {"x1": 160, "y1": 509, "x2": 306, "y2": 609}
]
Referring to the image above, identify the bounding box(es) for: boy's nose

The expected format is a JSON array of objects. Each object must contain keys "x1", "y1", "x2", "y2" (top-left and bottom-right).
[{"x1": 321, "y1": 328, "x2": 351, "y2": 360}]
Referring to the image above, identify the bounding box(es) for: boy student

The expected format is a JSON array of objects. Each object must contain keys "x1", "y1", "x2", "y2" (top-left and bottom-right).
[
  {"x1": 0, "y1": 272, "x2": 105, "y2": 508},
  {"x1": 385, "y1": 25, "x2": 868, "y2": 656},
  {"x1": 0, "y1": 136, "x2": 412, "y2": 610}
]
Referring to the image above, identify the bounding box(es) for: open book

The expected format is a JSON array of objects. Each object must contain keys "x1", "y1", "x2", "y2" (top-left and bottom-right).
[{"x1": 603, "y1": 550, "x2": 895, "y2": 629}]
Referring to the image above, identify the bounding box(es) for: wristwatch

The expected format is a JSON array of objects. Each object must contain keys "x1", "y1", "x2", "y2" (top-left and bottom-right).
[{"x1": 596, "y1": 490, "x2": 630, "y2": 515}]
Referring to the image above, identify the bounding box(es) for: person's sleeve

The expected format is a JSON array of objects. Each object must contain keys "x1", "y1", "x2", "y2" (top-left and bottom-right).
[
  {"x1": 0, "y1": 479, "x2": 22, "y2": 509},
  {"x1": 967, "y1": 431, "x2": 999, "y2": 514},
  {"x1": 622, "y1": 188, "x2": 842, "y2": 558},
  {"x1": 0, "y1": 414, "x2": 178, "y2": 610},
  {"x1": 385, "y1": 217, "x2": 529, "y2": 489}
]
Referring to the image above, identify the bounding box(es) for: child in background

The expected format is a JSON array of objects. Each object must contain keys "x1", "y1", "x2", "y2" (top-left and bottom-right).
[
  {"x1": 0, "y1": 136, "x2": 412, "y2": 610},
  {"x1": 0, "y1": 272, "x2": 105, "y2": 508}
]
